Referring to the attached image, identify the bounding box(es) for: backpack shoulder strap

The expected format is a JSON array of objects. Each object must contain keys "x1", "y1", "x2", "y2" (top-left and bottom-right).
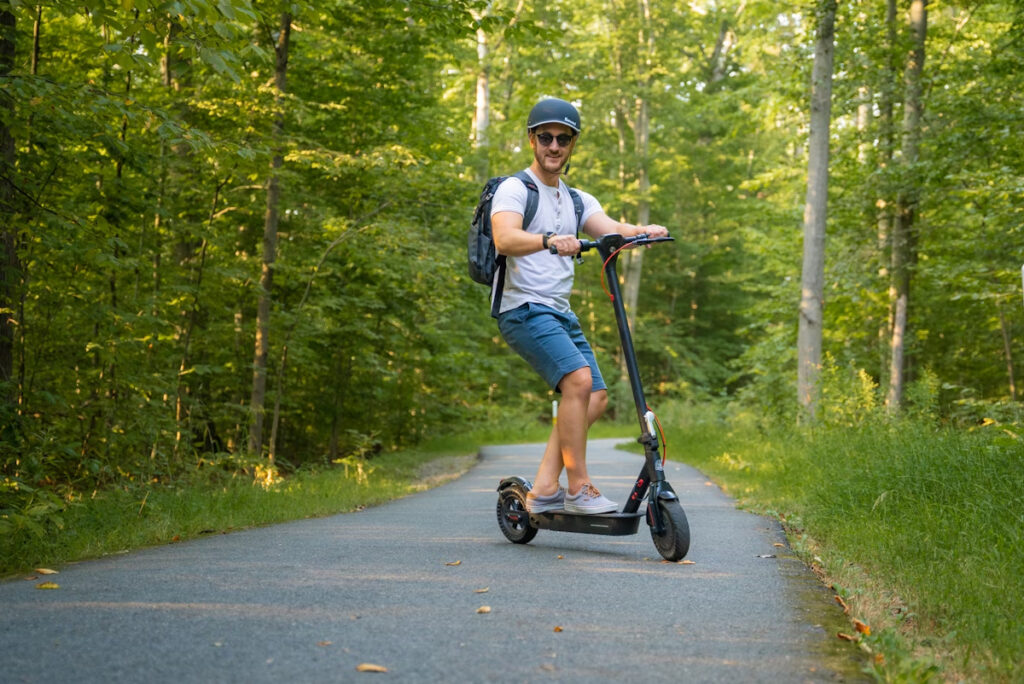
[
  {"x1": 490, "y1": 171, "x2": 539, "y2": 319},
  {"x1": 512, "y1": 170, "x2": 540, "y2": 229},
  {"x1": 567, "y1": 187, "x2": 584, "y2": 237}
]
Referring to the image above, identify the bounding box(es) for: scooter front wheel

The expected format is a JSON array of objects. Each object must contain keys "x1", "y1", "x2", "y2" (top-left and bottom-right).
[
  {"x1": 496, "y1": 488, "x2": 538, "y2": 544},
  {"x1": 650, "y1": 499, "x2": 690, "y2": 561}
]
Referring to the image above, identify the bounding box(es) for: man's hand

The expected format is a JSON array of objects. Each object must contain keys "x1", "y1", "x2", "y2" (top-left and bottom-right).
[
  {"x1": 548, "y1": 234, "x2": 582, "y2": 256},
  {"x1": 640, "y1": 224, "x2": 669, "y2": 239}
]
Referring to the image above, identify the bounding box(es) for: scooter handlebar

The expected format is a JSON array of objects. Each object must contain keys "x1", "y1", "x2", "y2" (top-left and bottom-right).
[{"x1": 548, "y1": 232, "x2": 674, "y2": 255}]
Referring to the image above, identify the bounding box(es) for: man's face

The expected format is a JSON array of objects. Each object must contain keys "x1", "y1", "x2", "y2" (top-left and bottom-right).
[{"x1": 530, "y1": 123, "x2": 576, "y2": 175}]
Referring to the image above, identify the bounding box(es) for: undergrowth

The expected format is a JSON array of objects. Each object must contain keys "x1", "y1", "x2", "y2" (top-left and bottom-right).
[{"x1": 658, "y1": 373, "x2": 1024, "y2": 682}]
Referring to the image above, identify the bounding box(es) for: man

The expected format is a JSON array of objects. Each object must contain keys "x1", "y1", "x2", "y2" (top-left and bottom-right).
[{"x1": 490, "y1": 97, "x2": 668, "y2": 515}]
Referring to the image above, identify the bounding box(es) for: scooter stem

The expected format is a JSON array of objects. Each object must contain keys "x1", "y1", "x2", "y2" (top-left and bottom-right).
[{"x1": 596, "y1": 237, "x2": 652, "y2": 438}]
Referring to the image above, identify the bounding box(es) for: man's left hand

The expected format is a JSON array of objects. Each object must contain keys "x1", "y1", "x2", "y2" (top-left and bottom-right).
[{"x1": 640, "y1": 224, "x2": 669, "y2": 239}]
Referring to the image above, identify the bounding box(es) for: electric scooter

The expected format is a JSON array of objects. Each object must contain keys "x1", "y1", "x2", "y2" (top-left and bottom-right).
[{"x1": 495, "y1": 233, "x2": 690, "y2": 561}]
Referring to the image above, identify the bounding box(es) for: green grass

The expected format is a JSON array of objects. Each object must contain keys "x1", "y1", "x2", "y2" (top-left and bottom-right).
[
  {"x1": 0, "y1": 434, "x2": 490, "y2": 579},
  {"x1": 657, "y1": 401, "x2": 1024, "y2": 682}
]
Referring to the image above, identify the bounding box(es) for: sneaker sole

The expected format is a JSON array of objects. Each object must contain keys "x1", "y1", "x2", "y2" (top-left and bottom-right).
[
  {"x1": 563, "y1": 503, "x2": 618, "y2": 515},
  {"x1": 526, "y1": 503, "x2": 565, "y2": 514}
]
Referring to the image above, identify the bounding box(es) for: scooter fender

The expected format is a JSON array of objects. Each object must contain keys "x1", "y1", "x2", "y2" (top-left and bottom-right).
[
  {"x1": 497, "y1": 476, "x2": 533, "y2": 496},
  {"x1": 649, "y1": 479, "x2": 678, "y2": 501},
  {"x1": 645, "y1": 482, "x2": 679, "y2": 533}
]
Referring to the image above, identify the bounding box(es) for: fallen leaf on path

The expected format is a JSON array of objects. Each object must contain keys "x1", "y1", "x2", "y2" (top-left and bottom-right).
[
  {"x1": 837, "y1": 632, "x2": 857, "y2": 642},
  {"x1": 681, "y1": 560, "x2": 696, "y2": 565},
  {"x1": 317, "y1": 641, "x2": 332, "y2": 647},
  {"x1": 23, "y1": 576, "x2": 38, "y2": 581},
  {"x1": 35, "y1": 582, "x2": 60, "y2": 590},
  {"x1": 556, "y1": 555, "x2": 564, "y2": 559},
  {"x1": 853, "y1": 618, "x2": 871, "y2": 636},
  {"x1": 476, "y1": 606, "x2": 491, "y2": 614},
  {"x1": 773, "y1": 543, "x2": 785, "y2": 548},
  {"x1": 552, "y1": 626, "x2": 563, "y2": 633},
  {"x1": 444, "y1": 560, "x2": 461, "y2": 566},
  {"x1": 834, "y1": 595, "x2": 849, "y2": 614},
  {"x1": 35, "y1": 568, "x2": 59, "y2": 575},
  {"x1": 474, "y1": 587, "x2": 489, "y2": 594},
  {"x1": 356, "y1": 663, "x2": 388, "y2": 673}
]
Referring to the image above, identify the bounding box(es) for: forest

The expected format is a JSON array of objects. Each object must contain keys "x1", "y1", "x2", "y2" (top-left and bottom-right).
[{"x1": 1, "y1": 0, "x2": 1022, "y2": 513}]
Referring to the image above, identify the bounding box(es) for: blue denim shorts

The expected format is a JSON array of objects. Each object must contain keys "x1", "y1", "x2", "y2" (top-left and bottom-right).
[{"x1": 497, "y1": 303, "x2": 606, "y2": 393}]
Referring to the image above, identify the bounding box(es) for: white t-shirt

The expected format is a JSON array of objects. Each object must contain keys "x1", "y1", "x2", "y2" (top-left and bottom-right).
[{"x1": 490, "y1": 168, "x2": 602, "y2": 314}]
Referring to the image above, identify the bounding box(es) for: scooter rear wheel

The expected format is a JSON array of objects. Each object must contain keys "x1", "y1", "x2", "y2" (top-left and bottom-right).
[
  {"x1": 650, "y1": 499, "x2": 690, "y2": 561},
  {"x1": 496, "y1": 489, "x2": 538, "y2": 544}
]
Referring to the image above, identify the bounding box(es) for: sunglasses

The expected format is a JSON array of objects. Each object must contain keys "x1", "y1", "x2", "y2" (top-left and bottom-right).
[{"x1": 534, "y1": 131, "x2": 575, "y2": 147}]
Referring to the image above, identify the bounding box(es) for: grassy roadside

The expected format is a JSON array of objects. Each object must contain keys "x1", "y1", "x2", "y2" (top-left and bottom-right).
[
  {"x1": 655, "y1": 401, "x2": 1023, "y2": 682},
  {"x1": 0, "y1": 432, "x2": 500, "y2": 580}
]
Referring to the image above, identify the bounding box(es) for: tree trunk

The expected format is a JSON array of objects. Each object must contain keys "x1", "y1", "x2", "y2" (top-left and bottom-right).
[
  {"x1": 796, "y1": 0, "x2": 837, "y2": 421},
  {"x1": 886, "y1": 0, "x2": 928, "y2": 412},
  {"x1": 708, "y1": 19, "x2": 733, "y2": 85},
  {"x1": 618, "y1": 0, "x2": 653, "y2": 385},
  {"x1": 248, "y1": 13, "x2": 291, "y2": 457},
  {"x1": 619, "y1": 93, "x2": 649, "y2": 341},
  {"x1": 472, "y1": 17, "x2": 490, "y2": 181},
  {"x1": 876, "y1": 0, "x2": 892, "y2": 385},
  {"x1": 0, "y1": 2, "x2": 18, "y2": 406}
]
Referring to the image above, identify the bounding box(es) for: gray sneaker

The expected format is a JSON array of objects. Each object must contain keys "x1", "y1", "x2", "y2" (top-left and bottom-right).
[
  {"x1": 564, "y1": 483, "x2": 618, "y2": 514},
  {"x1": 526, "y1": 487, "x2": 565, "y2": 513}
]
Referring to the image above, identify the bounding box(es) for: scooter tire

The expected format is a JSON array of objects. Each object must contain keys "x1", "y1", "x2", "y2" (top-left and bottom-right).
[
  {"x1": 496, "y1": 489, "x2": 538, "y2": 544},
  {"x1": 650, "y1": 499, "x2": 690, "y2": 561}
]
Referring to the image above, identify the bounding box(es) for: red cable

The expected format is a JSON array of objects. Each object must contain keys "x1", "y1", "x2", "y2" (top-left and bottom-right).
[{"x1": 599, "y1": 243, "x2": 631, "y2": 301}]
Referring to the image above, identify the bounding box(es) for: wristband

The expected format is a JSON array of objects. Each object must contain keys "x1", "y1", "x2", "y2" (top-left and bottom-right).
[{"x1": 542, "y1": 232, "x2": 554, "y2": 250}]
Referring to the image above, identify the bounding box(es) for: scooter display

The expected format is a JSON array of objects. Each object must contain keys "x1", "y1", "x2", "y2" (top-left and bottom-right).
[{"x1": 496, "y1": 233, "x2": 690, "y2": 561}]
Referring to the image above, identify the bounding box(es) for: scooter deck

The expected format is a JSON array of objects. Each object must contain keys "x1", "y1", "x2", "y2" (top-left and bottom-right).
[{"x1": 529, "y1": 510, "x2": 644, "y2": 536}]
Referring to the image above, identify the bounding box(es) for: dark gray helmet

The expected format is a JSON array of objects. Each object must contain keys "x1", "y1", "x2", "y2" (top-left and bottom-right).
[{"x1": 527, "y1": 98, "x2": 581, "y2": 133}]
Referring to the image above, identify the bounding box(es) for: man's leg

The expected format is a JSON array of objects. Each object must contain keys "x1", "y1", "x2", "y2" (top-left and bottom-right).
[{"x1": 532, "y1": 375, "x2": 608, "y2": 495}]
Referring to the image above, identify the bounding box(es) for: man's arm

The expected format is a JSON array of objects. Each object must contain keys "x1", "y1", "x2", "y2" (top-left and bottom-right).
[
  {"x1": 492, "y1": 211, "x2": 547, "y2": 257},
  {"x1": 583, "y1": 211, "x2": 669, "y2": 240}
]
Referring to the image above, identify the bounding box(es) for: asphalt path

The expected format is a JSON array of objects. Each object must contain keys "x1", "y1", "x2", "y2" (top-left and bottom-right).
[{"x1": 1, "y1": 438, "x2": 862, "y2": 683}]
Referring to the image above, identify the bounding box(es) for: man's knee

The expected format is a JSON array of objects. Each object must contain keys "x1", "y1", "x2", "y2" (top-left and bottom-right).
[
  {"x1": 591, "y1": 389, "x2": 609, "y2": 416},
  {"x1": 558, "y1": 367, "x2": 593, "y2": 398}
]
